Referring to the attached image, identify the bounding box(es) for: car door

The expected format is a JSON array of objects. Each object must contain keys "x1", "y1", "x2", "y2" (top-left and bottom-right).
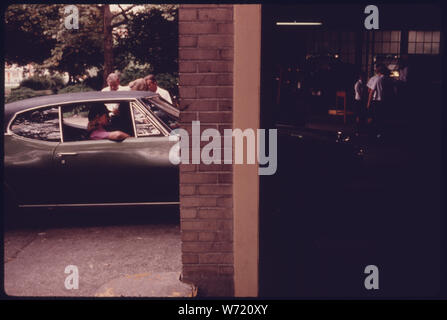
[
  {"x1": 52, "y1": 101, "x2": 178, "y2": 205},
  {"x1": 4, "y1": 105, "x2": 61, "y2": 205}
]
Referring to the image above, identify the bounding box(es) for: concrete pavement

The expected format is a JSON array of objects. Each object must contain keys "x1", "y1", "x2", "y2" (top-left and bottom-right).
[{"x1": 3, "y1": 207, "x2": 195, "y2": 297}]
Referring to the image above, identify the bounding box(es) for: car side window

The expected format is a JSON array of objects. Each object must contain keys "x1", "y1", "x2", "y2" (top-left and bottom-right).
[
  {"x1": 61, "y1": 102, "x2": 135, "y2": 142},
  {"x1": 10, "y1": 106, "x2": 61, "y2": 142},
  {"x1": 61, "y1": 103, "x2": 90, "y2": 142},
  {"x1": 132, "y1": 105, "x2": 162, "y2": 137}
]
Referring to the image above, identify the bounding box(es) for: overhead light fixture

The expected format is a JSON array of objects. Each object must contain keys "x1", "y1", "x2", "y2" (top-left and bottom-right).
[{"x1": 276, "y1": 21, "x2": 323, "y2": 26}]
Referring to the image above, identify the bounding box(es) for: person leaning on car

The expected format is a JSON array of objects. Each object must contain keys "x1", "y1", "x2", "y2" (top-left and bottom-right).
[
  {"x1": 144, "y1": 74, "x2": 173, "y2": 104},
  {"x1": 87, "y1": 103, "x2": 130, "y2": 141},
  {"x1": 129, "y1": 78, "x2": 148, "y2": 91}
]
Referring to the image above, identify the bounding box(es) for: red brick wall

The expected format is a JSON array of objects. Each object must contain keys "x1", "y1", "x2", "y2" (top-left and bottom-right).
[{"x1": 178, "y1": 4, "x2": 234, "y2": 297}]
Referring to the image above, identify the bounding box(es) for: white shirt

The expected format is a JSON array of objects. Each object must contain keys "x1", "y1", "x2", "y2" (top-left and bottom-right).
[
  {"x1": 154, "y1": 86, "x2": 172, "y2": 104},
  {"x1": 101, "y1": 85, "x2": 130, "y2": 92},
  {"x1": 354, "y1": 79, "x2": 364, "y2": 101},
  {"x1": 101, "y1": 85, "x2": 130, "y2": 112},
  {"x1": 367, "y1": 75, "x2": 384, "y2": 101}
]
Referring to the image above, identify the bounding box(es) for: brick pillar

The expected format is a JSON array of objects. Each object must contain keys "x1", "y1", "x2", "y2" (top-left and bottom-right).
[{"x1": 178, "y1": 4, "x2": 234, "y2": 296}]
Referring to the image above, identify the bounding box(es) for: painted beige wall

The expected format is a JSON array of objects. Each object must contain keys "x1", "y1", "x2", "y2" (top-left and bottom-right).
[{"x1": 233, "y1": 4, "x2": 261, "y2": 297}]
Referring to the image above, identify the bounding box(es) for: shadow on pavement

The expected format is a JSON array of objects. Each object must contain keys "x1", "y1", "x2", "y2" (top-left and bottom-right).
[{"x1": 4, "y1": 205, "x2": 180, "y2": 231}]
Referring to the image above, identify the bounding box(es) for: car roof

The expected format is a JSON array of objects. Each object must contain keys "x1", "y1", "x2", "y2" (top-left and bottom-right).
[{"x1": 4, "y1": 91, "x2": 158, "y2": 130}]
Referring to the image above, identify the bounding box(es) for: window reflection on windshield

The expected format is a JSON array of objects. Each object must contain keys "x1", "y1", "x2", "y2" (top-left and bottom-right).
[
  {"x1": 141, "y1": 97, "x2": 180, "y2": 130},
  {"x1": 132, "y1": 105, "x2": 161, "y2": 137}
]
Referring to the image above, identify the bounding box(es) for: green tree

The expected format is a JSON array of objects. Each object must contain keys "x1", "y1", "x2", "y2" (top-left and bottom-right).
[
  {"x1": 42, "y1": 5, "x2": 103, "y2": 83},
  {"x1": 5, "y1": 4, "x2": 179, "y2": 85},
  {"x1": 5, "y1": 4, "x2": 59, "y2": 65},
  {"x1": 5, "y1": 4, "x2": 103, "y2": 81},
  {"x1": 115, "y1": 5, "x2": 178, "y2": 75}
]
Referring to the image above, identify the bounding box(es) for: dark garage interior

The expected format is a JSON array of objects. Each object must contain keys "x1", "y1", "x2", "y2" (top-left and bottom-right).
[{"x1": 259, "y1": 4, "x2": 442, "y2": 297}]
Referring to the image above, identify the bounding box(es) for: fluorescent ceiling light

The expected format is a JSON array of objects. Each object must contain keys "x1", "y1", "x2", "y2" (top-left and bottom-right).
[{"x1": 276, "y1": 21, "x2": 323, "y2": 26}]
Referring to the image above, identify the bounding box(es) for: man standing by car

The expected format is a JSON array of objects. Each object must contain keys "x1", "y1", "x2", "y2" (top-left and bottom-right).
[
  {"x1": 144, "y1": 74, "x2": 173, "y2": 104},
  {"x1": 101, "y1": 73, "x2": 130, "y2": 92},
  {"x1": 102, "y1": 72, "x2": 130, "y2": 113},
  {"x1": 87, "y1": 103, "x2": 130, "y2": 141}
]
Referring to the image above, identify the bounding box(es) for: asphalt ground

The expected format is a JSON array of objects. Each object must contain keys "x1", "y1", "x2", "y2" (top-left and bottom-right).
[
  {"x1": 3, "y1": 206, "x2": 185, "y2": 297},
  {"x1": 259, "y1": 118, "x2": 442, "y2": 298}
]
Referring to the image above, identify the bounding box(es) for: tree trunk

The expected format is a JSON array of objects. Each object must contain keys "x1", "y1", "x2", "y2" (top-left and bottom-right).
[{"x1": 103, "y1": 4, "x2": 113, "y2": 87}]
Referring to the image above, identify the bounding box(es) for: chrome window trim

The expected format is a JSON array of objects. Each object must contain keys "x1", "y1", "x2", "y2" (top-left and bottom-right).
[
  {"x1": 131, "y1": 100, "x2": 170, "y2": 137},
  {"x1": 134, "y1": 99, "x2": 171, "y2": 136},
  {"x1": 135, "y1": 98, "x2": 173, "y2": 135},
  {"x1": 58, "y1": 106, "x2": 64, "y2": 143},
  {"x1": 129, "y1": 101, "x2": 139, "y2": 138}
]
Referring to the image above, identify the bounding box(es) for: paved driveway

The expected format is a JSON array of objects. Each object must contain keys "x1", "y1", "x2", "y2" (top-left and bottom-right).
[{"x1": 3, "y1": 206, "x2": 182, "y2": 297}]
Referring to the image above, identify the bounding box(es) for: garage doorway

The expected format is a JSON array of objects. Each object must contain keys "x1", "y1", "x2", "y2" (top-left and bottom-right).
[{"x1": 259, "y1": 4, "x2": 442, "y2": 298}]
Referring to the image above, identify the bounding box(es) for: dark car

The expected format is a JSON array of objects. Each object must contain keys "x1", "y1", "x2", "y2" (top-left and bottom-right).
[{"x1": 4, "y1": 91, "x2": 180, "y2": 210}]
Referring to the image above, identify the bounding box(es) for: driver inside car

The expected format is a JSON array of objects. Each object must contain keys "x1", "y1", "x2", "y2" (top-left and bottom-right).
[
  {"x1": 87, "y1": 103, "x2": 130, "y2": 141},
  {"x1": 107, "y1": 102, "x2": 134, "y2": 136}
]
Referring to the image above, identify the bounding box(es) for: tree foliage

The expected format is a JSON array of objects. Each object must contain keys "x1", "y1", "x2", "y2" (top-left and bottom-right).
[
  {"x1": 5, "y1": 4, "x2": 59, "y2": 65},
  {"x1": 5, "y1": 4, "x2": 179, "y2": 84},
  {"x1": 119, "y1": 60, "x2": 153, "y2": 85},
  {"x1": 115, "y1": 5, "x2": 178, "y2": 75},
  {"x1": 43, "y1": 5, "x2": 103, "y2": 82},
  {"x1": 5, "y1": 4, "x2": 103, "y2": 81},
  {"x1": 19, "y1": 75, "x2": 64, "y2": 91}
]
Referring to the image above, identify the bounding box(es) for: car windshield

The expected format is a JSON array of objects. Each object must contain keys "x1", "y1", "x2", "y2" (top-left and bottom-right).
[{"x1": 140, "y1": 96, "x2": 180, "y2": 130}]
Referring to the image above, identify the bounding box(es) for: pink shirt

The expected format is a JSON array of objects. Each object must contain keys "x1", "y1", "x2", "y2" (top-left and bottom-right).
[{"x1": 90, "y1": 128, "x2": 110, "y2": 140}]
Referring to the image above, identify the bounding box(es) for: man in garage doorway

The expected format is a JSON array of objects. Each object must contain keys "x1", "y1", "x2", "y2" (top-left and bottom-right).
[{"x1": 366, "y1": 64, "x2": 389, "y2": 139}]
